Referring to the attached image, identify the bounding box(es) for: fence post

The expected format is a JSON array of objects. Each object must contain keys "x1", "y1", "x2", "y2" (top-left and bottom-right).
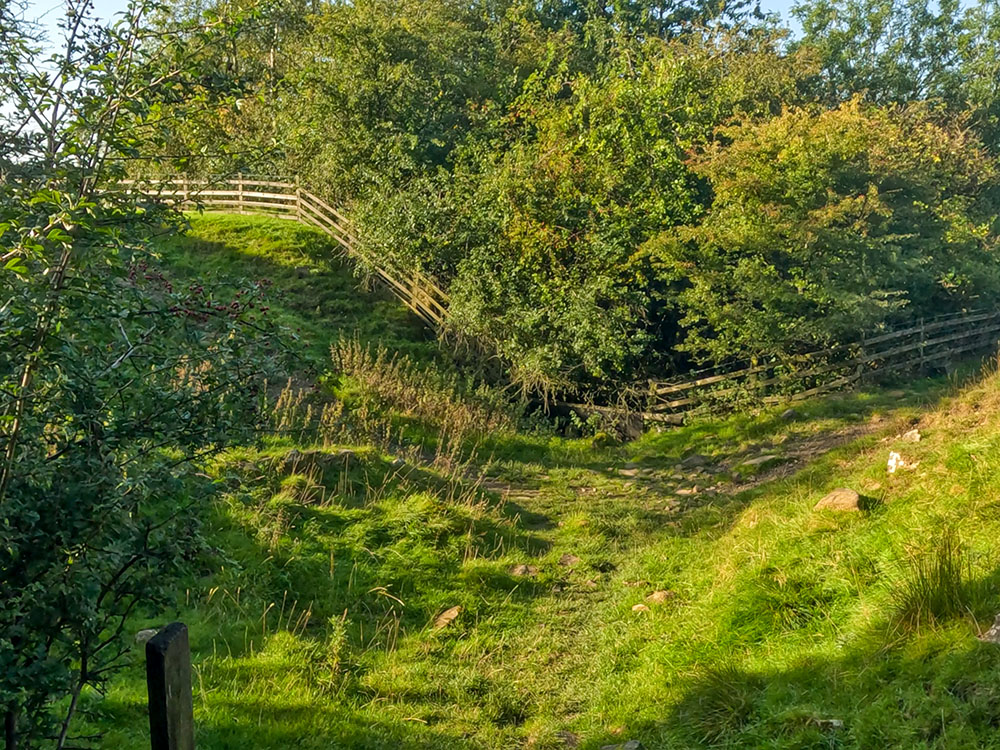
[
  {"x1": 294, "y1": 176, "x2": 302, "y2": 222},
  {"x1": 919, "y1": 317, "x2": 926, "y2": 372},
  {"x1": 237, "y1": 175, "x2": 244, "y2": 215},
  {"x1": 146, "y1": 622, "x2": 195, "y2": 750},
  {"x1": 182, "y1": 176, "x2": 189, "y2": 208}
]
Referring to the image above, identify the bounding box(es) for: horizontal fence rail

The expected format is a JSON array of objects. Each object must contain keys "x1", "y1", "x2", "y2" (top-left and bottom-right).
[
  {"x1": 133, "y1": 176, "x2": 450, "y2": 328},
  {"x1": 131, "y1": 177, "x2": 1000, "y2": 421},
  {"x1": 647, "y1": 309, "x2": 1000, "y2": 418}
]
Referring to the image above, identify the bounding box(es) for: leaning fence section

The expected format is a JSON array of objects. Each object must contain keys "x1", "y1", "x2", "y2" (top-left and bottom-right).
[
  {"x1": 647, "y1": 309, "x2": 1000, "y2": 418},
  {"x1": 136, "y1": 176, "x2": 450, "y2": 328}
]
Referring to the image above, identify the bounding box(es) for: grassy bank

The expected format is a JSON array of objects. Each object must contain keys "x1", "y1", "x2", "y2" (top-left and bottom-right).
[{"x1": 84, "y1": 215, "x2": 1000, "y2": 749}]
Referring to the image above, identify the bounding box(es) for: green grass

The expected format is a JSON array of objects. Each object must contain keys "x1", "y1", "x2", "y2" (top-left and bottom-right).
[
  {"x1": 83, "y1": 215, "x2": 1000, "y2": 749},
  {"x1": 154, "y1": 212, "x2": 435, "y2": 366}
]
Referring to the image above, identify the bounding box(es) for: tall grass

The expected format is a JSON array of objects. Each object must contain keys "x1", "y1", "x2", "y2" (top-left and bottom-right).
[{"x1": 889, "y1": 530, "x2": 991, "y2": 635}]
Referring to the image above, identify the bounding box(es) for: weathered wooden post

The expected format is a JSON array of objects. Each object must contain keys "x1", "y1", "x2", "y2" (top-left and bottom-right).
[
  {"x1": 294, "y1": 175, "x2": 302, "y2": 222},
  {"x1": 237, "y1": 175, "x2": 245, "y2": 215},
  {"x1": 146, "y1": 622, "x2": 195, "y2": 750}
]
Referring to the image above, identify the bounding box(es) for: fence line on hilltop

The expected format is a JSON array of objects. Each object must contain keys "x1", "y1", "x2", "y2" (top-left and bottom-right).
[
  {"x1": 133, "y1": 176, "x2": 1000, "y2": 418},
  {"x1": 133, "y1": 176, "x2": 450, "y2": 328}
]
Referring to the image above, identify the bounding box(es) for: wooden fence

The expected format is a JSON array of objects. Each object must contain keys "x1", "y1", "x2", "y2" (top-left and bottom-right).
[
  {"x1": 135, "y1": 176, "x2": 450, "y2": 328},
  {"x1": 134, "y1": 176, "x2": 1000, "y2": 417},
  {"x1": 646, "y1": 309, "x2": 1000, "y2": 418}
]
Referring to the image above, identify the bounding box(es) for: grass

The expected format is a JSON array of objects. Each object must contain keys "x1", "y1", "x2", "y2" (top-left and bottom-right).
[{"x1": 81, "y1": 214, "x2": 1000, "y2": 749}]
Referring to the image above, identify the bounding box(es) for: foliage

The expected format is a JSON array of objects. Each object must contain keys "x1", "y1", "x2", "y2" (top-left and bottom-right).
[
  {"x1": 0, "y1": 3, "x2": 284, "y2": 746},
  {"x1": 651, "y1": 98, "x2": 1000, "y2": 363}
]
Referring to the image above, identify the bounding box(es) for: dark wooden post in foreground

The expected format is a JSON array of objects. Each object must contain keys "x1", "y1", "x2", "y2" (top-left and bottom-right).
[{"x1": 146, "y1": 622, "x2": 195, "y2": 750}]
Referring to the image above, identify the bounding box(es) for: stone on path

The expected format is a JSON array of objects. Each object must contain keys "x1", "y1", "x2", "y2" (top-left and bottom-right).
[
  {"x1": 741, "y1": 454, "x2": 779, "y2": 467},
  {"x1": 680, "y1": 453, "x2": 708, "y2": 468},
  {"x1": 979, "y1": 614, "x2": 1000, "y2": 644},
  {"x1": 902, "y1": 428, "x2": 921, "y2": 442},
  {"x1": 645, "y1": 590, "x2": 675, "y2": 604},
  {"x1": 814, "y1": 488, "x2": 861, "y2": 511},
  {"x1": 433, "y1": 606, "x2": 462, "y2": 629},
  {"x1": 510, "y1": 564, "x2": 539, "y2": 577},
  {"x1": 631, "y1": 603, "x2": 650, "y2": 613}
]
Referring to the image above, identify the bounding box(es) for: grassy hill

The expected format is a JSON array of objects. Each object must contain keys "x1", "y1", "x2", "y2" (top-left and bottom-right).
[{"x1": 86, "y1": 215, "x2": 1000, "y2": 749}]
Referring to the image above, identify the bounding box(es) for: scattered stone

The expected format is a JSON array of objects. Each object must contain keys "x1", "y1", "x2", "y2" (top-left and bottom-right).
[
  {"x1": 675, "y1": 486, "x2": 699, "y2": 496},
  {"x1": 433, "y1": 606, "x2": 461, "y2": 629},
  {"x1": 559, "y1": 553, "x2": 581, "y2": 567},
  {"x1": 886, "y1": 389, "x2": 907, "y2": 399},
  {"x1": 979, "y1": 613, "x2": 1000, "y2": 644},
  {"x1": 814, "y1": 719, "x2": 844, "y2": 730},
  {"x1": 645, "y1": 589, "x2": 675, "y2": 604},
  {"x1": 680, "y1": 453, "x2": 708, "y2": 468},
  {"x1": 887, "y1": 451, "x2": 919, "y2": 473},
  {"x1": 741, "y1": 454, "x2": 780, "y2": 467},
  {"x1": 631, "y1": 603, "x2": 650, "y2": 613},
  {"x1": 619, "y1": 467, "x2": 640, "y2": 478},
  {"x1": 601, "y1": 741, "x2": 645, "y2": 750},
  {"x1": 902, "y1": 428, "x2": 922, "y2": 442},
  {"x1": 556, "y1": 730, "x2": 580, "y2": 748},
  {"x1": 510, "y1": 564, "x2": 539, "y2": 577},
  {"x1": 780, "y1": 408, "x2": 799, "y2": 421},
  {"x1": 814, "y1": 488, "x2": 861, "y2": 512},
  {"x1": 135, "y1": 628, "x2": 158, "y2": 644}
]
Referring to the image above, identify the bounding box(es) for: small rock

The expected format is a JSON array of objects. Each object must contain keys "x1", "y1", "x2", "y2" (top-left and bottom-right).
[
  {"x1": 680, "y1": 453, "x2": 708, "y2": 468},
  {"x1": 559, "y1": 553, "x2": 581, "y2": 567},
  {"x1": 645, "y1": 589, "x2": 675, "y2": 604},
  {"x1": 902, "y1": 428, "x2": 921, "y2": 442},
  {"x1": 675, "y1": 486, "x2": 699, "y2": 496},
  {"x1": 556, "y1": 731, "x2": 580, "y2": 748},
  {"x1": 510, "y1": 564, "x2": 539, "y2": 577},
  {"x1": 780, "y1": 408, "x2": 799, "y2": 421},
  {"x1": 814, "y1": 719, "x2": 844, "y2": 730},
  {"x1": 619, "y1": 468, "x2": 641, "y2": 478},
  {"x1": 886, "y1": 389, "x2": 907, "y2": 399},
  {"x1": 979, "y1": 613, "x2": 1000, "y2": 644},
  {"x1": 433, "y1": 605, "x2": 461, "y2": 629},
  {"x1": 135, "y1": 628, "x2": 158, "y2": 644},
  {"x1": 814, "y1": 488, "x2": 860, "y2": 512},
  {"x1": 631, "y1": 603, "x2": 650, "y2": 613},
  {"x1": 742, "y1": 454, "x2": 779, "y2": 467},
  {"x1": 601, "y1": 741, "x2": 645, "y2": 750}
]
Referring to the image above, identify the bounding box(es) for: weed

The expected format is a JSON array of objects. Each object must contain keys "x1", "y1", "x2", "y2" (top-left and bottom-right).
[
  {"x1": 889, "y1": 530, "x2": 990, "y2": 636},
  {"x1": 678, "y1": 662, "x2": 764, "y2": 743}
]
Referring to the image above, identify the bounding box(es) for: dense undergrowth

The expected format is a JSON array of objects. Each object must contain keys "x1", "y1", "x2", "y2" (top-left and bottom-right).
[{"x1": 77, "y1": 215, "x2": 1000, "y2": 749}]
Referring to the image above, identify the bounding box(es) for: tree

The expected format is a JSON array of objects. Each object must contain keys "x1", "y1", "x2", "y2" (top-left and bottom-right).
[
  {"x1": 0, "y1": 1, "x2": 284, "y2": 746},
  {"x1": 652, "y1": 98, "x2": 1000, "y2": 364}
]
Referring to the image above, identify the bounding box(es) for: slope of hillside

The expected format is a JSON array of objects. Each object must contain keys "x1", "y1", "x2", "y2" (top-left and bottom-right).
[{"x1": 85, "y1": 215, "x2": 1000, "y2": 749}]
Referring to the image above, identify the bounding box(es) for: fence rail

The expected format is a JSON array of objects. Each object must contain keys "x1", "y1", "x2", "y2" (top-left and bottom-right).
[
  {"x1": 134, "y1": 176, "x2": 450, "y2": 328},
  {"x1": 647, "y1": 309, "x2": 1000, "y2": 418},
  {"x1": 134, "y1": 176, "x2": 1000, "y2": 418}
]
